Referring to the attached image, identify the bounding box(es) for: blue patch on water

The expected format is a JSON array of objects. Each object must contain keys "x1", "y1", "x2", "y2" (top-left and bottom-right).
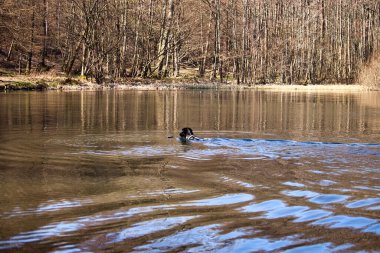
[
  {"x1": 312, "y1": 215, "x2": 377, "y2": 230},
  {"x1": 346, "y1": 198, "x2": 380, "y2": 209},
  {"x1": 309, "y1": 194, "x2": 350, "y2": 204},
  {"x1": 282, "y1": 190, "x2": 319, "y2": 198},
  {"x1": 240, "y1": 199, "x2": 286, "y2": 213},
  {"x1": 181, "y1": 193, "x2": 254, "y2": 207},
  {"x1": 293, "y1": 209, "x2": 333, "y2": 223},
  {"x1": 282, "y1": 182, "x2": 306, "y2": 188},
  {"x1": 363, "y1": 223, "x2": 380, "y2": 235},
  {"x1": 265, "y1": 206, "x2": 309, "y2": 219},
  {"x1": 109, "y1": 216, "x2": 198, "y2": 243}
]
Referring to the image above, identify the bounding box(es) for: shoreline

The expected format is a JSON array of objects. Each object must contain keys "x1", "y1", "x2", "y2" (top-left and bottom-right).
[{"x1": 0, "y1": 75, "x2": 378, "y2": 92}]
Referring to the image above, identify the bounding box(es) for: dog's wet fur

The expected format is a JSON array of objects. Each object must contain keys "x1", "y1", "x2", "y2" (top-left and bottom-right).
[{"x1": 179, "y1": 127, "x2": 195, "y2": 141}]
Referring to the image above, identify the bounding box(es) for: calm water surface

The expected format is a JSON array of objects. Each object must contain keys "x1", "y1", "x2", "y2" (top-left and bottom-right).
[{"x1": 0, "y1": 90, "x2": 379, "y2": 252}]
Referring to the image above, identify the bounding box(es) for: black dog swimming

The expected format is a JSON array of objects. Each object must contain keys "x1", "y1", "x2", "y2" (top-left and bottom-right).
[{"x1": 179, "y1": 127, "x2": 196, "y2": 141}]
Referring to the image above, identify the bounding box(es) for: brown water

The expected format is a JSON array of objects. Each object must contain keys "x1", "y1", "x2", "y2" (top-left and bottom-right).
[{"x1": 0, "y1": 90, "x2": 379, "y2": 252}]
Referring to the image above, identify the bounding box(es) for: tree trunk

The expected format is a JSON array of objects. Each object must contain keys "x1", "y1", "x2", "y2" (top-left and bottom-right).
[
  {"x1": 211, "y1": 0, "x2": 221, "y2": 81},
  {"x1": 199, "y1": 13, "x2": 212, "y2": 77},
  {"x1": 155, "y1": 0, "x2": 175, "y2": 78},
  {"x1": 26, "y1": 5, "x2": 36, "y2": 74},
  {"x1": 39, "y1": 0, "x2": 48, "y2": 68},
  {"x1": 6, "y1": 40, "x2": 14, "y2": 61}
]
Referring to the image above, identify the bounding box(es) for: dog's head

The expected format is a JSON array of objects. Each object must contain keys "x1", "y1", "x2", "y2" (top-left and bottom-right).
[{"x1": 179, "y1": 127, "x2": 194, "y2": 140}]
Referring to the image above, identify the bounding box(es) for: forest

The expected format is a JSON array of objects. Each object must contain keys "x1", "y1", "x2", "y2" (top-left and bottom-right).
[{"x1": 0, "y1": 0, "x2": 379, "y2": 85}]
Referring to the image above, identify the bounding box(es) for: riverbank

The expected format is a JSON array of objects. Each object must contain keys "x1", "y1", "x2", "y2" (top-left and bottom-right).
[{"x1": 0, "y1": 74, "x2": 378, "y2": 92}]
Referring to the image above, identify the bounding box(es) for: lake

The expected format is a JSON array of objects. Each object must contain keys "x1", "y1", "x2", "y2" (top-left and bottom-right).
[{"x1": 0, "y1": 90, "x2": 379, "y2": 252}]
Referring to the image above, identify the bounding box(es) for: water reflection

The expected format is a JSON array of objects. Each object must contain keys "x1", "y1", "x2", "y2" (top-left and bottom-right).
[
  {"x1": 0, "y1": 91, "x2": 379, "y2": 140},
  {"x1": 293, "y1": 209, "x2": 333, "y2": 223},
  {"x1": 2, "y1": 199, "x2": 91, "y2": 218},
  {"x1": 282, "y1": 243, "x2": 353, "y2": 253},
  {"x1": 345, "y1": 198, "x2": 380, "y2": 209},
  {"x1": 134, "y1": 225, "x2": 298, "y2": 252},
  {"x1": 312, "y1": 215, "x2": 377, "y2": 230},
  {"x1": 240, "y1": 198, "x2": 379, "y2": 235},
  {"x1": 0, "y1": 90, "x2": 379, "y2": 252},
  {"x1": 108, "y1": 216, "x2": 198, "y2": 243},
  {"x1": 181, "y1": 193, "x2": 254, "y2": 207},
  {"x1": 240, "y1": 199, "x2": 287, "y2": 213},
  {"x1": 282, "y1": 190, "x2": 350, "y2": 205},
  {"x1": 0, "y1": 193, "x2": 254, "y2": 249},
  {"x1": 81, "y1": 137, "x2": 380, "y2": 169}
]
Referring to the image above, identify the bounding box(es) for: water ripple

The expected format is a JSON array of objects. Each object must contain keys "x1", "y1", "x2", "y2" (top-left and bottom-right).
[
  {"x1": 240, "y1": 199, "x2": 287, "y2": 213},
  {"x1": 179, "y1": 193, "x2": 254, "y2": 207},
  {"x1": 221, "y1": 176, "x2": 255, "y2": 189},
  {"x1": 134, "y1": 224, "x2": 300, "y2": 252},
  {"x1": 1, "y1": 199, "x2": 91, "y2": 219},
  {"x1": 80, "y1": 138, "x2": 380, "y2": 169},
  {"x1": 282, "y1": 182, "x2": 306, "y2": 188},
  {"x1": 345, "y1": 198, "x2": 380, "y2": 209},
  {"x1": 282, "y1": 190, "x2": 350, "y2": 205},
  {"x1": 108, "y1": 216, "x2": 198, "y2": 243},
  {"x1": 239, "y1": 199, "x2": 380, "y2": 235},
  {"x1": 293, "y1": 209, "x2": 333, "y2": 223},
  {"x1": 312, "y1": 215, "x2": 377, "y2": 230},
  {"x1": 265, "y1": 206, "x2": 309, "y2": 219},
  {"x1": 309, "y1": 194, "x2": 350, "y2": 204},
  {"x1": 0, "y1": 193, "x2": 254, "y2": 250},
  {"x1": 281, "y1": 242, "x2": 354, "y2": 253}
]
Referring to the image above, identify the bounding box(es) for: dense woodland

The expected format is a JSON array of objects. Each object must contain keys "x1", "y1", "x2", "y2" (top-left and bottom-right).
[{"x1": 0, "y1": 0, "x2": 379, "y2": 84}]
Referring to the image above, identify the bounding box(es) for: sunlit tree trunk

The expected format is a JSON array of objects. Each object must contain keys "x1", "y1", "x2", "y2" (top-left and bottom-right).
[
  {"x1": 211, "y1": 0, "x2": 221, "y2": 81},
  {"x1": 155, "y1": 0, "x2": 175, "y2": 78}
]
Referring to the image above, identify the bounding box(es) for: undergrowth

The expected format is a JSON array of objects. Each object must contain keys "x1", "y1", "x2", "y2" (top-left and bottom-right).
[{"x1": 358, "y1": 54, "x2": 380, "y2": 88}]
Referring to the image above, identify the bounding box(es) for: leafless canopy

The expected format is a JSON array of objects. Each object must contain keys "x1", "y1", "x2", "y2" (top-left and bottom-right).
[{"x1": 0, "y1": 0, "x2": 379, "y2": 84}]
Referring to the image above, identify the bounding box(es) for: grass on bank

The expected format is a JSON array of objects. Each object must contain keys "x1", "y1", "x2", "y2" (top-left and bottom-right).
[
  {"x1": 0, "y1": 65, "x2": 379, "y2": 91},
  {"x1": 0, "y1": 72, "x2": 84, "y2": 91}
]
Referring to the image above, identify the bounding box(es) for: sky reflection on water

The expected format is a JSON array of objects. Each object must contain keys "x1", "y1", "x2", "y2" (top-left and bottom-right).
[
  {"x1": 1, "y1": 135, "x2": 379, "y2": 252},
  {"x1": 0, "y1": 193, "x2": 254, "y2": 249},
  {"x1": 0, "y1": 90, "x2": 379, "y2": 252}
]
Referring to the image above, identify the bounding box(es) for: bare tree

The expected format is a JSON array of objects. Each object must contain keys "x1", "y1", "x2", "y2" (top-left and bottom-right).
[{"x1": 0, "y1": 0, "x2": 379, "y2": 84}]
